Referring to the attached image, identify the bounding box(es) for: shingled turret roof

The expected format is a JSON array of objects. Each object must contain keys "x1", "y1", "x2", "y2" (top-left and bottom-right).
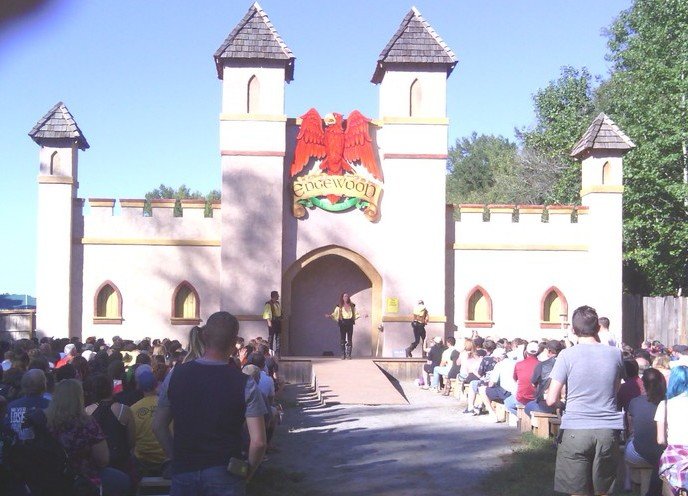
[
  {"x1": 570, "y1": 113, "x2": 635, "y2": 158},
  {"x1": 28, "y1": 101, "x2": 89, "y2": 150},
  {"x1": 372, "y1": 7, "x2": 457, "y2": 84},
  {"x1": 214, "y1": 2, "x2": 295, "y2": 81}
]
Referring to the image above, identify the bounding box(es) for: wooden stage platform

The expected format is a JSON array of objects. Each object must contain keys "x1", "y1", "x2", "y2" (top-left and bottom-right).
[{"x1": 279, "y1": 357, "x2": 425, "y2": 405}]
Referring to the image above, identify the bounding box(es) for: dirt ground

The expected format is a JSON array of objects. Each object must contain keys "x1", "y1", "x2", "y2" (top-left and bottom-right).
[{"x1": 249, "y1": 381, "x2": 521, "y2": 496}]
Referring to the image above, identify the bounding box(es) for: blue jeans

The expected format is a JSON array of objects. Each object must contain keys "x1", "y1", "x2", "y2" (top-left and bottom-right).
[
  {"x1": 504, "y1": 394, "x2": 524, "y2": 416},
  {"x1": 171, "y1": 466, "x2": 246, "y2": 496},
  {"x1": 432, "y1": 365, "x2": 451, "y2": 388},
  {"x1": 524, "y1": 399, "x2": 556, "y2": 417},
  {"x1": 100, "y1": 467, "x2": 131, "y2": 496}
]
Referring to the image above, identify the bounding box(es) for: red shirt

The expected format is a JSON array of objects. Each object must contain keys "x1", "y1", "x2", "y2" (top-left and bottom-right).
[{"x1": 513, "y1": 355, "x2": 539, "y2": 404}]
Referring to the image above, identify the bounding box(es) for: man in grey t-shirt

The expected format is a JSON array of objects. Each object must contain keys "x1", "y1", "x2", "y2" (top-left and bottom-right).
[{"x1": 546, "y1": 305, "x2": 625, "y2": 496}]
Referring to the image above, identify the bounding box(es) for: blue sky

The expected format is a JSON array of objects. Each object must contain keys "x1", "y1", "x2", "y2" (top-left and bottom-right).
[{"x1": 0, "y1": 0, "x2": 630, "y2": 295}]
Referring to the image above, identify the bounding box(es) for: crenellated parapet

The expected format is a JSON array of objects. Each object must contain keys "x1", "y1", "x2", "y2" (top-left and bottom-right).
[
  {"x1": 452, "y1": 203, "x2": 590, "y2": 252},
  {"x1": 75, "y1": 198, "x2": 221, "y2": 244}
]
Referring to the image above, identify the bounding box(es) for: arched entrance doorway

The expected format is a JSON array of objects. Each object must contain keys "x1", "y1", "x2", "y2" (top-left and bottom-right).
[{"x1": 282, "y1": 246, "x2": 382, "y2": 357}]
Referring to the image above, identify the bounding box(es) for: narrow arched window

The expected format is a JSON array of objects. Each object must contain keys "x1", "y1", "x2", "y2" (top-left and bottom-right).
[
  {"x1": 464, "y1": 285, "x2": 493, "y2": 328},
  {"x1": 247, "y1": 75, "x2": 260, "y2": 114},
  {"x1": 49, "y1": 151, "x2": 60, "y2": 175},
  {"x1": 540, "y1": 287, "x2": 568, "y2": 329},
  {"x1": 171, "y1": 281, "x2": 201, "y2": 325},
  {"x1": 409, "y1": 78, "x2": 421, "y2": 117},
  {"x1": 602, "y1": 161, "x2": 611, "y2": 185},
  {"x1": 93, "y1": 281, "x2": 122, "y2": 324}
]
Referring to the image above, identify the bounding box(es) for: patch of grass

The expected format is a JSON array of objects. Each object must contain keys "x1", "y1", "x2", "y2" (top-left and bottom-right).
[{"x1": 480, "y1": 432, "x2": 558, "y2": 496}]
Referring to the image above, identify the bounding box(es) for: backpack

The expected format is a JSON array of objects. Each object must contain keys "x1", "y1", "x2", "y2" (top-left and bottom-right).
[
  {"x1": 91, "y1": 400, "x2": 130, "y2": 471},
  {"x1": 4, "y1": 410, "x2": 99, "y2": 496}
]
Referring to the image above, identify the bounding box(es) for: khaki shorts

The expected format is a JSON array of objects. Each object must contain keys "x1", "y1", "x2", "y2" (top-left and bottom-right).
[{"x1": 554, "y1": 429, "x2": 620, "y2": 495}]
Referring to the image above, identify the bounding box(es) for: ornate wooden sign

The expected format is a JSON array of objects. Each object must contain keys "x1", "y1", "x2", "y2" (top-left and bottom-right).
[{"x1": 290, "y1": 108, "x2": 382, "y2": 221}]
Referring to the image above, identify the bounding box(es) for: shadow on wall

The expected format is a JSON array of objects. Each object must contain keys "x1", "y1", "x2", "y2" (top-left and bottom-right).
[{"x1": 290, "y1": 254, "x2": 372, "y2": 357}]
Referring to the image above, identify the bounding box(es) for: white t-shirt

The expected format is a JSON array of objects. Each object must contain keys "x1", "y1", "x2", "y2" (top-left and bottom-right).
[
  {"x1": 654, "y1": 394, "x2": 688, "y2": 445},
  {"x1": 597, "y1": 329, "x2": 617, "y2": 347}
]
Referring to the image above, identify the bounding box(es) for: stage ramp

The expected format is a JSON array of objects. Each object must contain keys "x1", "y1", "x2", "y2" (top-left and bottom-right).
[{"x1": 310, "y1": 358, "x2": 408, "y2": 405}]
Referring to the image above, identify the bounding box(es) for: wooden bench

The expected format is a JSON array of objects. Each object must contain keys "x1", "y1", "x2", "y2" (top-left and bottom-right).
[
  {"x1": 491, "y1": 401, "x2": 507, "y2": 422},
  {"x1": 530, "y1": 411, "x2": 559, "y2": 439},
  {"x1": 549, "y1": 417, "x2": 561, "y2": 437},
  {"x1": 138, "y1": 477, "x2": 171, "y2": 496},
  {"x1": 516, "y1": 405, "x2": 531, "y2": 433}
]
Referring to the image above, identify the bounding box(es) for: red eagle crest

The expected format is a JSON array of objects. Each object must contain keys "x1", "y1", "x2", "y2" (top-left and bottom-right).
[{"x1": 290, "y1": 108, "x2": 381, "y2": 180}]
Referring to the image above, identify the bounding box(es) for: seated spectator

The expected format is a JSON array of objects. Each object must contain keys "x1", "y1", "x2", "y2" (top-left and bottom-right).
[
  {"x1": 468, "y1": 341, "x2": 500, "y2": 414},
  {"x1": 85, "y1": 374, "x2": 136, "y2": 479},
  {"x1": 55, "y1": 343, "x2": 77, "y2": 369},
  {"x1": 524, "y1": 339, "x2": 563, "y2": 416},
  {"x1": 431, "y1": 337, "x2": 457, "y2": 393},
  {"x1": 670, "y1": 344, "x2": 688, "y2": 368},
  {"x1": 47, "y1": 378, "x2": 130, "y2": 496},
  {"x1": 182, "y1": 326, "x2": 204, "y2": 364},
  {"x1": 504, "y1": 341, "x2": 539, "y2": 416},
  {"x1": 479, "y1": 351, "x2": 517, "y2": 422},
  {"x1": 55, "y1": 363, "x2": 77, "y2": 383},
  {"x1": 624, "y1": 368, "x2": 666, "y2": 495},
  {"x1": 4, "y1": 369, "x2": 49, "y2": 439},
  {"x1": 656, "y1": 365, "x2": 688, "y2": 494},
  {"x1": 0, "y1": 368, "x2": 24, "y2": 402},
  {"x1": 653, "y1": 354, "x2": 671, "y2": 382},
  {"x1": 618, "y1": 359, "x2": 644, "y2": 412},
  {"x1": 130, "y1": 366, "x2": 166, "y2": 476},
  {"x1": 422, "y1": 337, "x2": 445, "y2": 389}
]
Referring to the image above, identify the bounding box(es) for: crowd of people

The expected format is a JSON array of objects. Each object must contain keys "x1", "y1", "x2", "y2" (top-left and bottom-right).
[
  {"x1": 1, "y1": 304, "x2": 687, "y2": 496},
  {"x1": 0, "y1": 311, "x2": 282, "y2": 496},
  {"x1": 419, "y1": 307, "x2": 688, "y2": 496}
]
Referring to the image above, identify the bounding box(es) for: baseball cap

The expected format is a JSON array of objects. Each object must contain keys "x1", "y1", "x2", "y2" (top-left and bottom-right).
[
  {"x1": 433, "y1": 336, "x2": 442, "y2": 344},
  {"x1": 526, "y1": 341, "x2": 539, "y2": 355},
  {"x1": 64, "y1": 343, "x2": 75, "y2": 355},
  {"x1": 136, "y1": 370, "x2": 156, "y2": 392},
  {"x1": 81, "y1": 350, "x2": 95, "y2": 362}
]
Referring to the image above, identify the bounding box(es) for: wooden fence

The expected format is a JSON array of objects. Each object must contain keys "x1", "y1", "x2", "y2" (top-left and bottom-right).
[
  {"x1": 0, "y1": 309, "x2": 35, "y2": 340},
  {"x1": 622, "y1": 295, "x2": 688, "y2": 347}
]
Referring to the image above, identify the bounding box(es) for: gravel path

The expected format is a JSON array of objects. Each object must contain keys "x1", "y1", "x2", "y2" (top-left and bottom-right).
[{"x1": 250, "y1": 381, "x2": 521, "y2": 496}]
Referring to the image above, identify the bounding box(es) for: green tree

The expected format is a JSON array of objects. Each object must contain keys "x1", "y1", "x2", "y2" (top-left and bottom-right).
[
  {"x1": 144, "y1": 184, "x2": 220, "y2": 217},
  {"x1": 600, "y1": 0, "x2": 688, "y2": 295},
  {"x1": 446, "y1": 133, "x2": 518, "y2": 204},
  {"x1": 516, "y1": 66, "x2": 598, "y2": 204}
]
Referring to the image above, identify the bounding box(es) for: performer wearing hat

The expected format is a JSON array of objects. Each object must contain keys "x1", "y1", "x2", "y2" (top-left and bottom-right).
[{"x1": 405, "y1": 300, "x2": 429, "y2": 358}]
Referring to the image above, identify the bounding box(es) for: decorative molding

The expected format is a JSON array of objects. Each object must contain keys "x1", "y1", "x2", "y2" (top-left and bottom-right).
[
  {"x1": 180, "y1": 199, "x2": 206, "y2": 209},
  {"x1": 220, "y1": 113, "x2": 287, "y2": 122},
  {"x1": 540, "y1": 322, "x2": 570, "y2": 330},
  {"x1": 150, "y1": 199, "x2": 176, "y2": 208},
  {"x1": 382, "y1": 314, "x2": 446, "y2": 323},
  {"x1": 93, "y1": 318, "x2": 123, "y2": 325},
  {"x1": 383, "y1": 153, "x2": 448, "y2": 160},
  {"x1": 78, "y1": 238, "x2": 221, "y2": 247},
  {"x1": 464, "y1": 321, "x2": 494, "y2": 329},
  {"x1": 37, "y1": 175, "x2": 73, "y2": 185},
  {"x1": 120, "y1": 199, "x2": 146, "y2": 208},
  {"x1": 221, "y1": 150, "x2": 285, "y2": 157},
  {"x1": 235, "y1": 315, "x2": 265, "y2": 321},
  {"x1": 170, "y1": 318, "x2": 202, "y2": 326},
  {"x1": 580, "y1": 185, "x2": 624, "y2": 197},
  {"x1": 381, "y1": 116, "x2": 449, "y2": 125},
  {"x1": 454, "y1": 243, "x2": 588, "y2": 252},
  {"x1": 88, "y1": 198, "x2": 115, "y2": 208}
]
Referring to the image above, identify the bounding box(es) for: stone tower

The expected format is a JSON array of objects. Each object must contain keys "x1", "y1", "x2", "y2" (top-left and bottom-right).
[
  {"x1": 571, "y1": 112, "x2": 635, "y2": 333},
  {"x1": 372, "y1": 7, "x2": 458, "y2": 339},
  {"x1": 29, "y1": 102, "x2": 89, "y2": 337},
  {"x1": 214, "y1": 2, "x2": 295, "y2": 334}
]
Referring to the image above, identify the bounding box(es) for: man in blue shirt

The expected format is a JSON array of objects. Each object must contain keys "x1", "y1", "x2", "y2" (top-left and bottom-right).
[{"x1": 5, "y1": 369, "x2": 49, "y2": 440}]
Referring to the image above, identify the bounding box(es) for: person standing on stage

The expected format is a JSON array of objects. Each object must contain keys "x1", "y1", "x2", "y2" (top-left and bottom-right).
[
  {"x1": 262, "y1": 291, "x2": 282, "y2": 357},
  {"x1": 405, "y1": 300, "x2": 429, "y2": 358},
  {"x1": 325, "y1": 293, "x2": 360, "y2": 360}
]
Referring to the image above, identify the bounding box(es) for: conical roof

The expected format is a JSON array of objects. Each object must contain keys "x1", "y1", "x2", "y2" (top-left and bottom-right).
[
  {"x1": 372, "y1": 7, "x2": 457, "y2": 84},
  {"x1": 570, "y1": 113, "x2": 635, "y2": 158},
  {"x1": 214, "y1": 2, "x2": 295, "y2": 81},
  {"x1": 28, "y1": 101, "x2": 89, "y2": 150}
]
